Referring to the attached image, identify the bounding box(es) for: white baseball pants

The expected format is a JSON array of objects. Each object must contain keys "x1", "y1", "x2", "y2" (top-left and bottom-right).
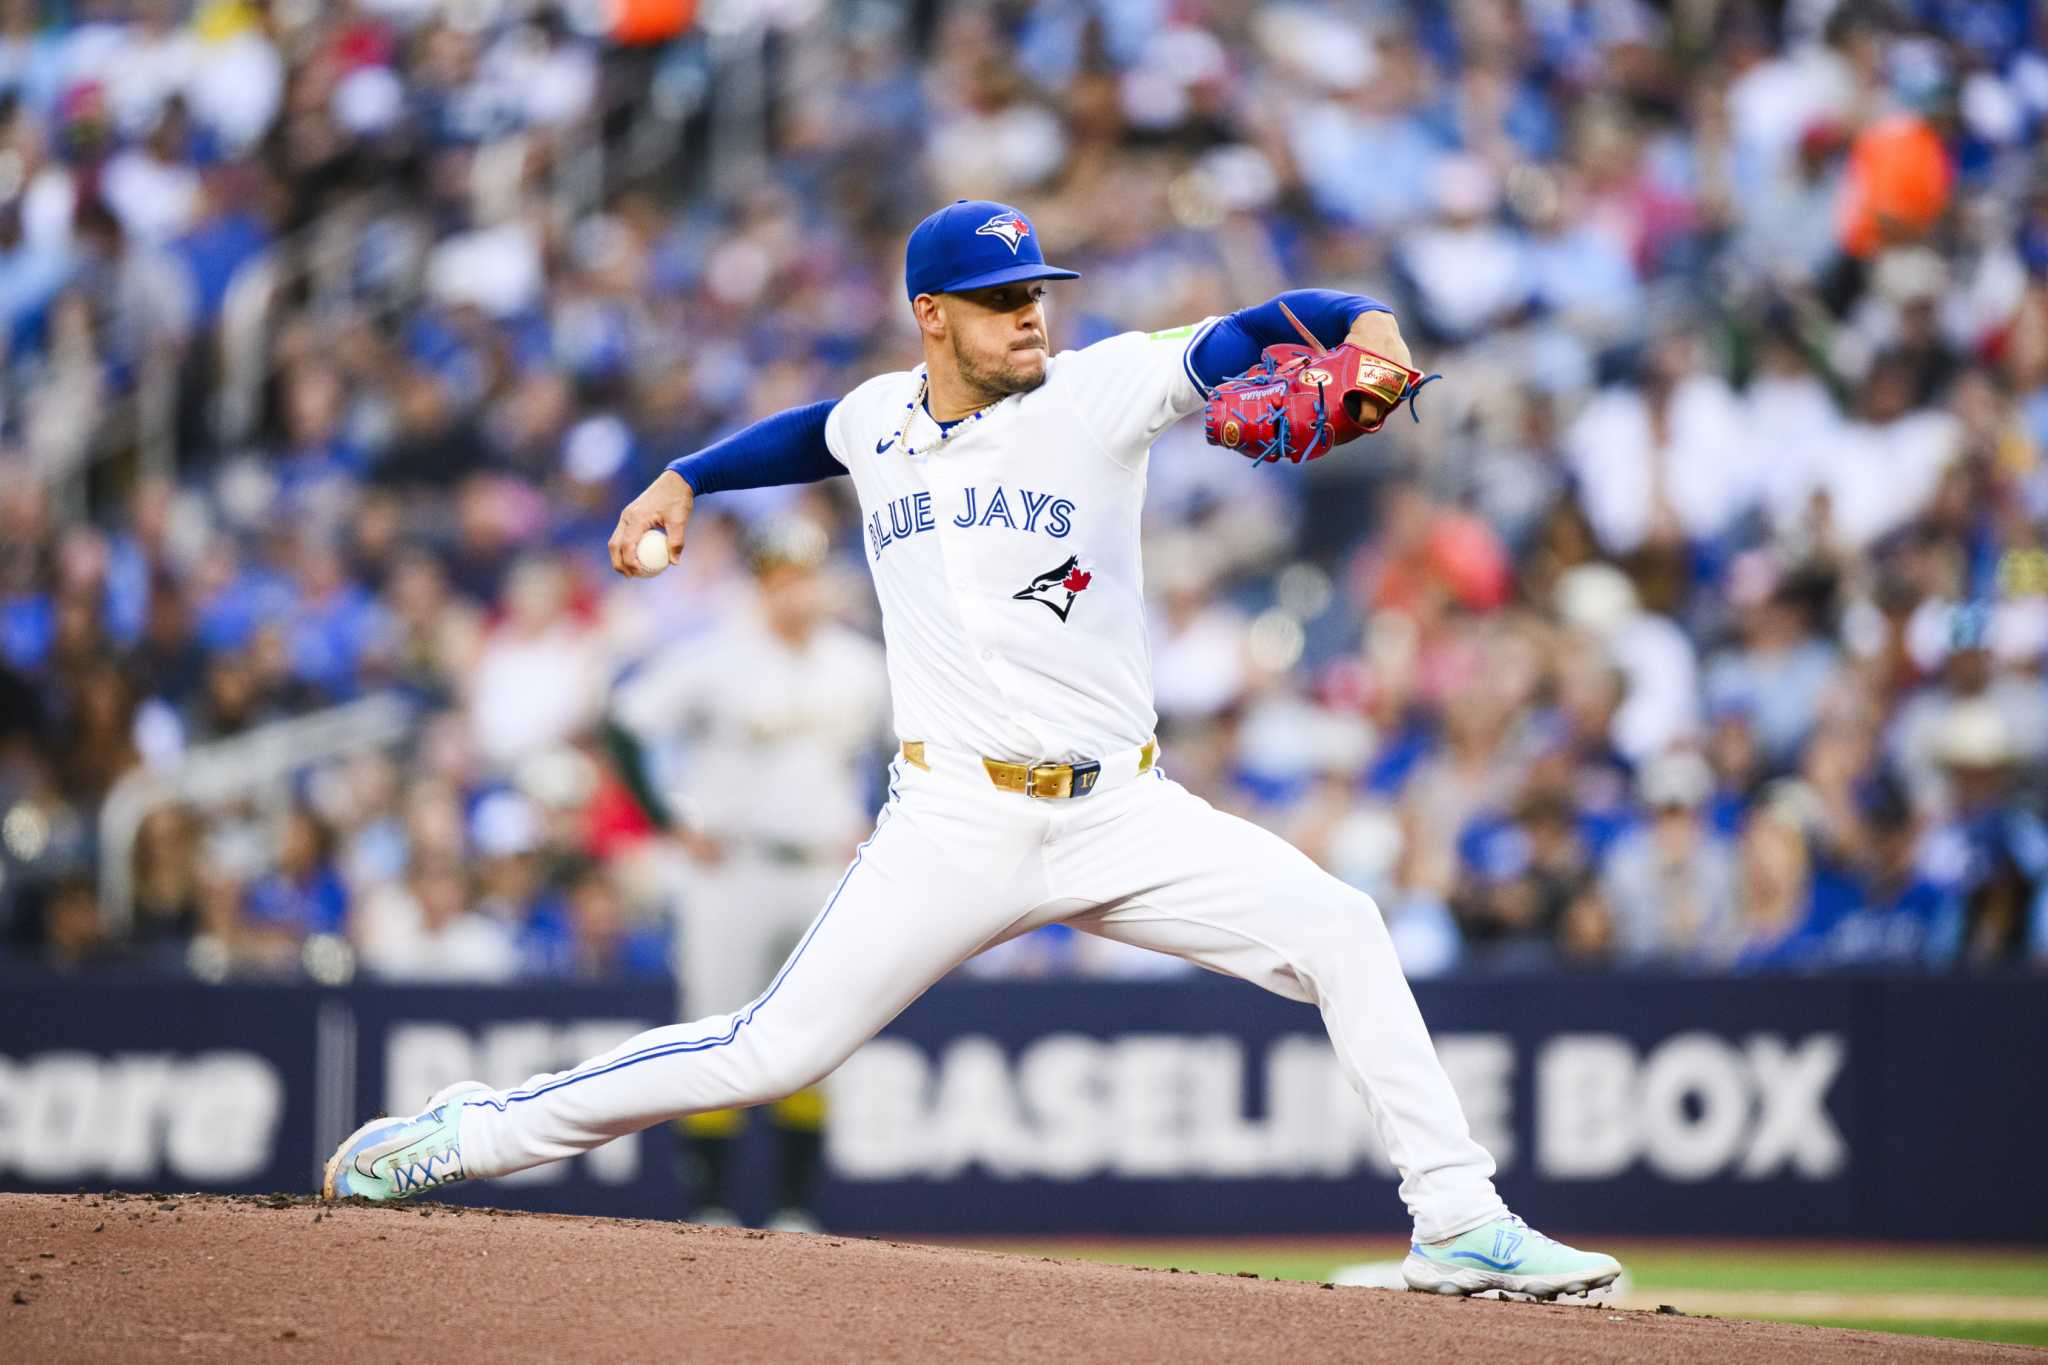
[{"x1": 456, "y1": 748, "x2": 1507, "y2": 1241}]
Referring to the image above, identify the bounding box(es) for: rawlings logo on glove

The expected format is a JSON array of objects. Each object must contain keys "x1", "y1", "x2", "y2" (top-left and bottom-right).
[{"x1": 1202, "y1": 303, "x2": 1438, "y2": 465}]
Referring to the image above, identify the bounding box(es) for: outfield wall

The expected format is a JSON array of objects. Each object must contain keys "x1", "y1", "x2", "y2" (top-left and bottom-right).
[{"x1": 1, "y1": 975, "x2": 2041, "y2": 1240}]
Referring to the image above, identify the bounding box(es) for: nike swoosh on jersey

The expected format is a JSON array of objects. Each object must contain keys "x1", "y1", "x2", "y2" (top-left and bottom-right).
[{"x1": 876, "y1": 435, "x2": 897, "y2": 454}]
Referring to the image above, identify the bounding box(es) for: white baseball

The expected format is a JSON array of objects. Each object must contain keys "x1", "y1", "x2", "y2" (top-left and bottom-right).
[{"x1": 635, "y1": 527, "x2": 672, "y2": 575}]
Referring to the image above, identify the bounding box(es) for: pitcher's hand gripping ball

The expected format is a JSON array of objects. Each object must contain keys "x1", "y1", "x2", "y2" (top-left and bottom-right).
[{"x1": 1203, "y1": 302, "x2": 1437, "y2": 465}]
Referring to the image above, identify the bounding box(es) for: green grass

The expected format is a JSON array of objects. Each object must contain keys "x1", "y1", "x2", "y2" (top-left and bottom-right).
[
  {"x1": 1609, "y1": 1245, "x2": 2048, "y2": 1298},
  {"x1": 957, "y1": 1238, "x2": 2048, "y2": 1350},
  {"x1": 1759, "y1": 1318, "x2": 2048, "y2": 1348}
]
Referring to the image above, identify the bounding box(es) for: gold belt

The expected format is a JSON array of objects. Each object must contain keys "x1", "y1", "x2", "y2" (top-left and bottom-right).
[{"x1": 900, "y1": 739, "x2": 1157, "y2": 799}]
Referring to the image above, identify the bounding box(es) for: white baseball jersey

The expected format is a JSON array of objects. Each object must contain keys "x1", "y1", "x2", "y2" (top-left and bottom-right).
[{"x1": 822, "y1": 320, "x2": 1219, "y2": 763}]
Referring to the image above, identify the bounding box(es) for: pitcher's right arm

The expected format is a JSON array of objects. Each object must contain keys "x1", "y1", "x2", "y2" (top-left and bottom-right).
[{"x1": 608, "y1": 399, "x2": 843, "y2": 577}]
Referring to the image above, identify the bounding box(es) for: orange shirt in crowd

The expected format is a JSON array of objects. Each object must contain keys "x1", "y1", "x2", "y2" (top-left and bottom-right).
[{"x1": 1839, "y1": 114, "x2": 1953, "y2": 259}]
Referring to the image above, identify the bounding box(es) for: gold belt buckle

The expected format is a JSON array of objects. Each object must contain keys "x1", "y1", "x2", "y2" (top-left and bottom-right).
[
  {"x1": 973, "y1": 745, "x2": 1140, "y2": 799},
  {"x1": 1026, "y1": 763, "x2": 1073, "y2": 800}
]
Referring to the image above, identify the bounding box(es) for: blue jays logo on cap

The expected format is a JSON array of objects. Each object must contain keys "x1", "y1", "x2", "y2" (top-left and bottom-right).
[
  {"x1": 905, "y1": 199, "x2": 1080, "y2": 301},
  {"x1": 975, "y1": 211, "x2": 1031, "y2": 253}
]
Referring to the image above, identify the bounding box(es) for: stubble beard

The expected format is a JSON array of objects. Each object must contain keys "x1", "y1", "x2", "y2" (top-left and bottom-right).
[{"x1": 954, "y1": 336, "x2": 1047, "y2": 405}]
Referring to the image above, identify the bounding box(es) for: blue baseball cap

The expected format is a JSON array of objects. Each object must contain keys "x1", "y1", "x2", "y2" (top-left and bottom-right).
[{"x1": 904, "y1": 199, "x2": 1079, "y2": 301}]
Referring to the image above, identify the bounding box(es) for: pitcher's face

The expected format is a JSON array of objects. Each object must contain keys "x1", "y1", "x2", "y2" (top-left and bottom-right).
[{"x1": 930, "y1": 282, "x2": 1050, "y2": 400}]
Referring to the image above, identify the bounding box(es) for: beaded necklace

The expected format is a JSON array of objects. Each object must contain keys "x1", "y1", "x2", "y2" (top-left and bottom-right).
[{"x1": 886, "y1": 372, "x2": 995, "y2": 458}]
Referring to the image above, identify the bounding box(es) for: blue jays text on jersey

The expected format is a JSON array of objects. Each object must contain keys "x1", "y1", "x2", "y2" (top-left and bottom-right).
[{"x1": 866, "y1": 484, "x2": 1076, "y2": 560}]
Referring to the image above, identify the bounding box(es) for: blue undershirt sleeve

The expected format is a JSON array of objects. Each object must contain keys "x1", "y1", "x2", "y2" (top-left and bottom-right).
[
  {"x1": 1185, "y1": 289, "x2": 1391, "y2": 394},
  {"x1": 664, "y1": 399, "x2": 842, "y2": 497}
]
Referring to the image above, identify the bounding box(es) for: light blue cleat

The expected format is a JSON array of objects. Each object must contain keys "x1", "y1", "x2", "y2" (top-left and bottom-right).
[
  {"x1": 322, "y1": 1082, "x2": 490, "y2": 1202},
  {"x1": 1402, "y1": 1214, "x2": 1621, "y2": 1301}
]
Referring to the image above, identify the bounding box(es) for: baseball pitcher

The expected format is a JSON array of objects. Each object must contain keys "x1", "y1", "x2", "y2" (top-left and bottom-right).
[{"x1": 325, "y1": 200, "x2": 1621, "y2": 1300}]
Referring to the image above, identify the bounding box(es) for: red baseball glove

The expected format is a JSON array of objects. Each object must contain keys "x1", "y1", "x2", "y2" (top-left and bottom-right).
[{"x1": 1202, "y1": 304, "x2": 1437, "y2": 465}]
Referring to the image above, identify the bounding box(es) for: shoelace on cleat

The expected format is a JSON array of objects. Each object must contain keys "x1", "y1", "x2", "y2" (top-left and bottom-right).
[
  {"x1": 1498, "y1": 1214, "x2": 1559, "y2": 1247},
  {"x1": 386, "y1": 1143, "x2": 464, "y2": 1193}
]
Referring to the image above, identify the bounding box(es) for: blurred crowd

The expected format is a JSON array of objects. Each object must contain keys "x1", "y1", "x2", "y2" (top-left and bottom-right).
[{"x1": 2, "y1": 0, "x2": 2047, "y2": 983}]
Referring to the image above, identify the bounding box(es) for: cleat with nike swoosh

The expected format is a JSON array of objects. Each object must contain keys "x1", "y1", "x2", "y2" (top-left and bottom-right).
[
  {"x1": 321, "y1": 1082, "x2": 490, "y2": 1202},
  {"x1": 1401, "y1": 1214, "x2": 1621, "y2": 1301}
]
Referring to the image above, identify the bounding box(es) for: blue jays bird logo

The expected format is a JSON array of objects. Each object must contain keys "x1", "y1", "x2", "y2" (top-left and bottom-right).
[
  {"x1": 975, "y1": 212, "x2": 1032, "y2": 254},
  {"x1": 1014, "y1": 555, "x2": 1091, "y2": 622}
]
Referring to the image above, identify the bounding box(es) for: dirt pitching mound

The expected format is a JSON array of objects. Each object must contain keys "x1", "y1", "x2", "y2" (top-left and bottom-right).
[{"x1": 1, "y1": 1193, "x2": 2035, "y2": 1364}]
